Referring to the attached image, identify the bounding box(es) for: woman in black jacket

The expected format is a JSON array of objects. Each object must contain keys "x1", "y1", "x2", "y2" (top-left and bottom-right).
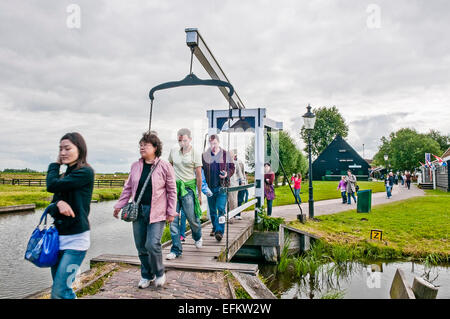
[
  {"x1": 385, "y1": 172, "x2": 395, "y2": 199},
  {"x1": 46, "y1": 132, "x2": 94, "y2": 299}
]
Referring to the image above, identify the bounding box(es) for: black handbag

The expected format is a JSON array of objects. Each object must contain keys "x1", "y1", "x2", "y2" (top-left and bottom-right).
[{"x1": 121, "y1": 160, "x2": 159, "y2": 222}]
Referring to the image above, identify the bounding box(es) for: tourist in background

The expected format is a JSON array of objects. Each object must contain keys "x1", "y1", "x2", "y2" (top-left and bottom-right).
[
  {"x1": 227, "y1": 149, "x2": 243, "y2": 220},
  {"x1": 264, "y1": 163, "x2": 276, "y2": 216},
  {"x1": 405, "y1": 171, "x2": 411, "y2": 190},
  {"x1": 337, "y1": 176, "x2": 347, "y2": 204},
  {"x1": 291, "y1": 173, "x2": 302, "y2": 204},
  {"x1": 385, "y1": 171, "x2": 395, "y2": 198},
  {"x1": 114, "y1": 131, "x2": 177, "y2": 289},
  {"x1": 46, "y1": 132, "x2": 94, "y2": 299},
  {"x1": 235, "y1": 152, "x2": 248, "y2": 220},
  {"x1": 345, "y1": 170, "x2": 357, "y2": 205}
]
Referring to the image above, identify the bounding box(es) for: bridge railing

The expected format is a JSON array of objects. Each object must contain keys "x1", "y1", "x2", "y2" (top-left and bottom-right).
[{"x1": 220, "y1": 183, "x2": 257, "y2": 261}]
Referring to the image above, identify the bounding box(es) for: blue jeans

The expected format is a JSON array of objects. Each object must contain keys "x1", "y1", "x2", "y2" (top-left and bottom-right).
[
  {"x1": 51, "y1": 249, "x2": 87, "y2": 299},
  {"x1": 294, "y1": 188, "x2": 302, "y2": 204},
  {"x1": 133, "y1": 204, "x2": 165, "y2": 279},
  {"x1": 170, "y1": 188, "x2": 202, "y2": 256},
  {"x1": 237, "y1": 189, "x2": 249, "y2": 217},
  {"x1": 266, "y1": 199, "x2": 273, "y2": 216},
  {"x1": 180, "y1": 209, "x2": 186, "y2": 238},
  {"x1": 207, "y1": 187, "x2": 227, "y2": 234},
  {"x1": 386, "y1": 185, "x2": 392, "y2": 198},
  {"x1": 347, "y1": 191, "x2": 357, "y2": 204},
  {"x1": 341, "y1": 191, "x2": 347, "y2": 203}
]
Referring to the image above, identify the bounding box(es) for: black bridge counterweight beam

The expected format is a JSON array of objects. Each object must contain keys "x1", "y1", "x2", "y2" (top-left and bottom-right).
[{"x1": 149, "y1": 73, "x2": 234, "y2": 101}]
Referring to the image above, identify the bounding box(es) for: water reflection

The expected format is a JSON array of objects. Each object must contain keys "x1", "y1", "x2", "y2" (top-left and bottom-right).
[
  {"x1": 0, "y1": 201, "x2": 137, "y2": 299},
  {"x1": 259, "y1": 260, "x2": 450, "y2": 299}
]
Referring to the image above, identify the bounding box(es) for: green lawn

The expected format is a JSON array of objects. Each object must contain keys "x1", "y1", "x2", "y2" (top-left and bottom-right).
[
  {"x1": 0, "y1": 172, "x2": 128, "y2": 180},
  {"x1": 424, "y1": 189, "x2": 450, "y2": 196},
  {"x1": 272, "y1": 181, "x2": 386, "y2": 207},
  {"x1": 0, "y1": 185, "x2": 123, "y2": 208},
  {"x1": 289, "y1": 190, "x2": 450, "y2": 259}
]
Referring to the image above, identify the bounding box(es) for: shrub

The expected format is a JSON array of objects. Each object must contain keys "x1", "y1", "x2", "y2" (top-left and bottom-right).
[{"x1": 256, "y1": 206, "x2": 285, "y2": 232}]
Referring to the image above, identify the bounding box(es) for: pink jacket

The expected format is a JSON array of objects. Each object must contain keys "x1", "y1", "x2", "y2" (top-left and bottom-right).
[
  {"x1": 291, "y1": 177, "x2": 302, "y2": 190},
  {"x1": 114, "y1": 157, "x2": 178, "y2": 224},
  {"x1": 338, "y1": 180, "x2": 347, "y2": 192}
]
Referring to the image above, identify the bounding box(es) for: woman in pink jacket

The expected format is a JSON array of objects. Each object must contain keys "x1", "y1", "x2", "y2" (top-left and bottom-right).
[
  {"x1": 337, "y1": 176, "x2": 347, "y2": 204},
  {"x1": 113, "y1": 132, "x2": 177, "y2": 289},
  {"x1": 291, "y1": 173, "x2": 302, "y2": 204}
]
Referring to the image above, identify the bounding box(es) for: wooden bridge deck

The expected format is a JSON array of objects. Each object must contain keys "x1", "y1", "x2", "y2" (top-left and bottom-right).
[{"x1": 91, "y1": 213, "x2": 257, "y2": 275}]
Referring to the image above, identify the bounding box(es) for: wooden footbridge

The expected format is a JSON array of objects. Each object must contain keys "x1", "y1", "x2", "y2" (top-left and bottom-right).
[{"x1": 91, "y1": 199, "x2": 260, "y2": 275}]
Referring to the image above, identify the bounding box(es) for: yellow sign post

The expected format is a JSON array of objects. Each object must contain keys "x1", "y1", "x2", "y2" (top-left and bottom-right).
[{"x1": 370, "y1": 229, "x2": 383, "y2": 241}]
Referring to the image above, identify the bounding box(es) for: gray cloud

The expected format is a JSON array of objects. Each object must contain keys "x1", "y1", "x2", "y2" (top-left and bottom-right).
[{"x1": 1, "y1": 0, "x2": 449, "y2": 172}]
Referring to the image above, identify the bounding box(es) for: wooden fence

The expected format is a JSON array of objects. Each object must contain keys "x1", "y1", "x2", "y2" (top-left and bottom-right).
[{"x1": 0, "y1": 178, "x2": 125, "y2": 188}]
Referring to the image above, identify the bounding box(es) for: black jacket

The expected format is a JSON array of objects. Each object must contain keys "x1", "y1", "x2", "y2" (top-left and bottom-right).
[
  {"x1": 46, "y1": 163, "x2": 94, "y2": 235},
  {"x1": 202, "y1": 148, "x2": 235, "y2": 188},
  {"x1": 386, "y1": 176, "x2": 394, "y2": 187}
]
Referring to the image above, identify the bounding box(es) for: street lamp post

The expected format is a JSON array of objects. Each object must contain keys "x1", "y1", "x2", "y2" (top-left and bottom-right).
[
  {"x1": 384, "y1": 154, "x2": 389, "y2": 174},
  {"x1": 303, "y1": 104, "x2": 316, "y2": 219}
]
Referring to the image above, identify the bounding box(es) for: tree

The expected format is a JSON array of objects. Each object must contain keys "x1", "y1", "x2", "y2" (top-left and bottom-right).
[
  {"x1": 425, "y1": 129, "x2": 450, "y2": 154},
  {"x1": 300, "y1": 106, "x2": 349, "y2": 157},
  {"x1": 373, "y1": 128, "x2": 442, "y2": 171}
]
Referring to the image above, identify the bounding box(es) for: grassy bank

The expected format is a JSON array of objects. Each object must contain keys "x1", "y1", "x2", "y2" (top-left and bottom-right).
[
  {"x1": 288, "y1": 189, "x2": 450, "y2": 260},
  {"x1": 0, "y1": 172, "x2": 128, "y2": 180},
  {"x1": 272, "y1": 181, "x2": 386, "y2": 207},
  {"x1": 0, "y1": 185, "x2": 123, "y2": 208}
]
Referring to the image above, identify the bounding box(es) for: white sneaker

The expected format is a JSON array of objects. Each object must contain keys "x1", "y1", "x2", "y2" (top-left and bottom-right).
[
  {"x1": 166, "y1": 252, "x2": 177, "y2": 260},
  {"x1": 235, "y1": 215, "x2": 242, "y2": 220},
  {"x1": 154, "y1": 273, "x2": 166, "y2": 287},
  {"x1": 195, "y1": 238, "x2": 203, "y2": 249},
  {"x1": 138, "y1": 276, "x2": 155, "y2": 289}
]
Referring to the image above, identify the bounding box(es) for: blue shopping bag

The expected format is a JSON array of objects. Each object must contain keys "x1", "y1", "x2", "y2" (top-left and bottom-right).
[{"x1": 24, "y1": 204, "x2": 59, "y2": 267}]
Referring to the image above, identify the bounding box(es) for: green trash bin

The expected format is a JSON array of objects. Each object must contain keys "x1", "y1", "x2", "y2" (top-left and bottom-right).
[{"x1": 357, "y1": 189, "x2": 372, "y2": 213}]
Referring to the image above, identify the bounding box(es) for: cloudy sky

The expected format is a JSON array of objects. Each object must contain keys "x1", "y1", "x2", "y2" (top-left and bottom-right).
[{"x1": 1, "y1": 0, "x2": 449, "y2": 173}]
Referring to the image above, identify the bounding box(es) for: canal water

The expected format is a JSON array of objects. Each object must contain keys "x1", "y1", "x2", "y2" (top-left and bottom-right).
[
  {"x1": 4, "y1": 191, "x2": 446, "y2": 299},
  {"x1": 0, "y1": 201, "x2": 138, "y2": 299},
  {"x1": 0, "y1": 192, "x2": 248, "y2": 299},
  {"x1": 258, "y1": 261, "x2": 450, "y2": 299}
]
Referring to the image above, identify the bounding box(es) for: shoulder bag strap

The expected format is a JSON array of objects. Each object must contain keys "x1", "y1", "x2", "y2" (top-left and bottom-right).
[{"x1": 135, "y1": 159, "x2": 160, "y2": 206}]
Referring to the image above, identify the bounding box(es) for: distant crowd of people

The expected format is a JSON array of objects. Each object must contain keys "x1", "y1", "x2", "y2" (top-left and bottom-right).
[{"x1": 382, "y1": 170, "x2": 412, "y2": 199}]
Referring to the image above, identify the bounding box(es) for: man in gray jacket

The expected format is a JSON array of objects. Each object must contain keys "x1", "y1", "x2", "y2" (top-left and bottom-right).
[{"x1": 345, "y1": 169, "x2": 357, "y2": 204}]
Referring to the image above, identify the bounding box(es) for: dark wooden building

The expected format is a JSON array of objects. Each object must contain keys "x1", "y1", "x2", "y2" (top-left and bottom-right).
[{"x1": 312, "y1": 135, "x2": 370, "y2": 181}]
